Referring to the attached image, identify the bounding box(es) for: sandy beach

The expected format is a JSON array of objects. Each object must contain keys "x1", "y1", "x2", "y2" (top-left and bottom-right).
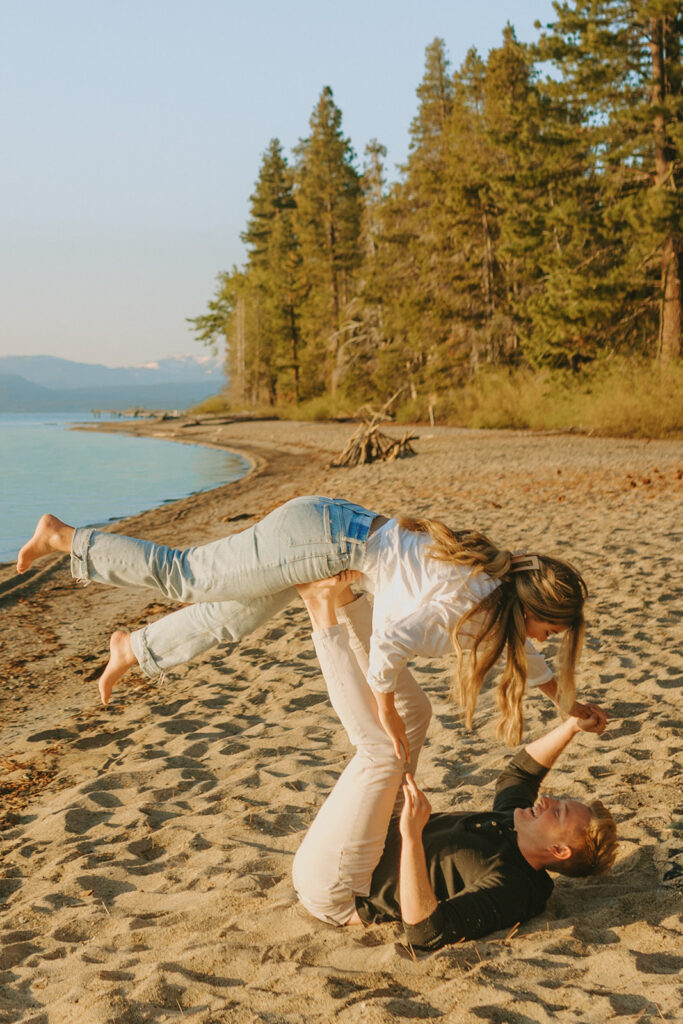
[{"x1": 1, "y1": 417, "x2": 681, "y2": 1024}]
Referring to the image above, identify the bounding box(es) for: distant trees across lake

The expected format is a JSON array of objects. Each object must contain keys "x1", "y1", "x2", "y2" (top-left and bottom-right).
[{"x1": 190, "y1": 1, "x2": 682, "y2": 418}]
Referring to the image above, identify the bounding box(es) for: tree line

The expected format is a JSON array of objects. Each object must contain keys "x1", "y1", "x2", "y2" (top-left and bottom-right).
[{"x1": 191, "y1": 1, "x2": 682, "y2": 410}]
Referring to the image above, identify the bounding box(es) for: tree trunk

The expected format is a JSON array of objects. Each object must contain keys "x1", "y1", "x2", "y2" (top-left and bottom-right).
[
  {"x1": 328, "y1": 213, "x2": 339, "y2": 394},
  {"x1": 289, "y1": 304, "x2": 300, "y2": 403},
  {"x1": 235, "y1": 295, "x2": 246, "y2": 402},
  {"x1": 650, "y1": 17, "x2": 682, "y2": 362}
]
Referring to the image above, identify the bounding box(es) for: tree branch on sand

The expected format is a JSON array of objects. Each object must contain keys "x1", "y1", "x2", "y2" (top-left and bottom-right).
[{"x1": 330, "y1": 389, "x2": 417, "y2": 468}]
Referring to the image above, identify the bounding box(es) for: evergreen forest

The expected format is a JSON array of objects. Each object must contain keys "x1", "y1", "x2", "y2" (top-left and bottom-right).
[{"x1": 191, "y1": 1, "x2": 683, "y2": 436}]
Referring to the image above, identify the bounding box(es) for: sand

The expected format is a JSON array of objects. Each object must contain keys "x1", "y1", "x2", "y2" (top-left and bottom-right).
[{"x1": 0, "y1": 418, "x2": 681, "y2": 1024}]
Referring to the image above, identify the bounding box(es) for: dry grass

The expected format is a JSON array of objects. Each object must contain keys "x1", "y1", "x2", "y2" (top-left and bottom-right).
[
  {"x1": 190, "y1": 359, "x2": 682, "y2": 438},
  {"x1": 396, "y1": 359, "x2": 683, "y2": 438}
]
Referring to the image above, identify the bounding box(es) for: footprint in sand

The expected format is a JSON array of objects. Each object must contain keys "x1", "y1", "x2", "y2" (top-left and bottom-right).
[
  {"x1": 0, "y1": 939, "x2": 41, "y2": 970},
  {"x1": 64, "y1": 807, "x2": 112, "y2": 835},
  {"x1": 51, "y1": 921, "x2": 94, "y2": 944},
  {"x1": 632, "y1": 951, "x2": 683, "y2": 975}
]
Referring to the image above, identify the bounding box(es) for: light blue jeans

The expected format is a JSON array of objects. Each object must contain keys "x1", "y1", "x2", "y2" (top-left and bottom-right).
[{"x1": 70, "y1": 495, "x2": 377, "y2": 677}]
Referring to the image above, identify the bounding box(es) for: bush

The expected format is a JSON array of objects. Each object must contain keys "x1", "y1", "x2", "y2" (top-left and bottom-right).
[
  {"x1": 193, "y1": 358, "x2": 683, "y2": 438},
  {"x1": 188, "y1": 393, "x2": 233, "y2": 415},
  {"x1": 278, "y1": 393, "x2": 355, "y2": 422},
  {"x1": 393, "y1": 359, "x2": 682, "y2": 438}
]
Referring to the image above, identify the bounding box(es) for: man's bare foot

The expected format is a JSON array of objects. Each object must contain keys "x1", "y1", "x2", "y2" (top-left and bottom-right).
[
  {"x1": 296, "y1": 571, "x2": 360, "y2": 630},
  {"x1": 17, "y1": 514, "x2": 75, "y2": 573},
  {"x1": 99, "y1": 631, "x2": 137, "y2": 706}
]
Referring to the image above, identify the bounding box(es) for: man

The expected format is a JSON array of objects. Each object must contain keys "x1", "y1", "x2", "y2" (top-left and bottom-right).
[
  {"x1": 292, "y1": 580, "x2": 617, "y2": 951},
  {"x1": 356, "y1": 714, "x2": 617, "y2": 951}
]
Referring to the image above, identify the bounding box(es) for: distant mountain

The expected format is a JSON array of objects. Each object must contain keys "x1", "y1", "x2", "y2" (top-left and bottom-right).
[
  {"x1": 0, "y1": 353, "x2": 225, "y2": 389},
  {"x1": 0, "y1": 373, "x2": 54, "y2": 405},
  {"x1": 0, "y1": 353, "x2": 226, "y2": 412}
]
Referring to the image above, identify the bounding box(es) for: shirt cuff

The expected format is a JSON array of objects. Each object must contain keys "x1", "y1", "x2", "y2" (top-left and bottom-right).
[
  {"x1": 367, "y1": 673, "x2": 397, "y2": 694},
  {"x1": 527, "y1": 670, "x2": 554, "y2": 687},
  {"x1": 511, "y1": 748, "x2": 549, "y2": 779},
  {"x1": 403, "y1": 905, "x2": 448, "y2": 950}
]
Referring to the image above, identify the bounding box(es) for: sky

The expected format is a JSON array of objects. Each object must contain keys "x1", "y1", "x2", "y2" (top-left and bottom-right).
[{"x1": 1, "y1": 0, "x2": 558, "y2": 367}]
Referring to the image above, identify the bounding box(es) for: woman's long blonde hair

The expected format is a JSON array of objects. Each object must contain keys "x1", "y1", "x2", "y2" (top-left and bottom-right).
[{"x1": 398, "y1": 516, "x2": 587, "y2": 746}]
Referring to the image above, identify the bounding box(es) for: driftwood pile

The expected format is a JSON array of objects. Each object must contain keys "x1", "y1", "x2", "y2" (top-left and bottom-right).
[{"x1": 330, "y1": 399, "x2": 417, "y2": 468}]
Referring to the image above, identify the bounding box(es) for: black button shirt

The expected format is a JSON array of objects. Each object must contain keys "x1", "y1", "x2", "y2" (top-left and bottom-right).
[{"x1": 355, "y1": 750, "x2": 554, "y2": 950}]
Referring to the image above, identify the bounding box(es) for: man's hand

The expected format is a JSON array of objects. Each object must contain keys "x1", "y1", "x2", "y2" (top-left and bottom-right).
[
  {"x1": 569, "y1": 701, "x2": 609, "y2": 734},
  {"x1": 399, "y1": 773, "x2": 431, "y2": 841},
  {"x1": 525, "y1": 710, "x2": 607, "y2": 769},
  {"x1": 568, "y1": 712, "x2": 604, "y2": 735},
  {"x1": 398, "y1": 774, "x2": 437, "y2": 924},
  {"x1": 538, "y1": 681, "x2": 609, "y2": 735},
  {"x1": 375, "y1": 691, "x2": 410, "y2": 761}
]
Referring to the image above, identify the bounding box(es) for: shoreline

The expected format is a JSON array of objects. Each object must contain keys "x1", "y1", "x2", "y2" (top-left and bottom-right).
[
  {"x1": 1, "y1": 418, "x2": 681, "y2": 1022},
  {"x1": 0, "y1": 414, "x2": 260, "y2": 571}
]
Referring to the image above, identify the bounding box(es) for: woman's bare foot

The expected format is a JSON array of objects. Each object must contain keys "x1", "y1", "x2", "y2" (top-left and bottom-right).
[
  {"x1": 17, "y1": 514, "x2": 75, "y2": 573},
  {"x1": 98, "y1": 631, "x2": 137, "y2": 706},
  {"x1": 296, "y1": 571, "x2": 360, "y2": 630}
]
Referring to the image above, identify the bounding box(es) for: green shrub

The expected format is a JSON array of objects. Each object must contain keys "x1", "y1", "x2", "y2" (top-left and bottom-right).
[
  {"x1": 188, "y1": 393, "x2": 233, "y2": 415},
  {"x1": 278, "y1": 393, "x2": 355, "y2": 421},
  {"x1": 411, "y1": 359, "x2": 683, "y2": 438},
  {"x1": 192, "y1": 359, "x2": 683, "y2": 438}
]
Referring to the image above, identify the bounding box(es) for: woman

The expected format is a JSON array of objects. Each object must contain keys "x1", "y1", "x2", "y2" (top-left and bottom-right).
[{"x1": 17, "y1": 495, "x2": 605, "y2": 754}]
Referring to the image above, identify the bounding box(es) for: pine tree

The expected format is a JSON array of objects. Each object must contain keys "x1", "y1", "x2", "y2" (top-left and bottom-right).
[
  {"x1": 189, "y1": 268, "x2": 261, "y2": 405},
  {"x1": 537, "y1": 0, "x2": 683, "y2": 362},
  {"x1": 334, "y1": 139, "x2": 389, "y2": 402},
  {"x1": 190, "y1": 141, "x2": 302, "y2": 406},
  {"x1": 369, "y1": 39, "x2": 458, "y2": 403},
  {"x1": 294, "y1": 88, "x2": 362, "y2": 396},
  {"x1": 241, "y1": 139, "x2": 302, "y2": 402}
]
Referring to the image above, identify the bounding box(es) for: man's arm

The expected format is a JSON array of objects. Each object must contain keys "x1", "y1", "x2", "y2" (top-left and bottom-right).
[
  {"x1": 397, "y1": 775, "x2": 437, "y2": 924},
  {"x1": 525, "y1": 712, "x2": 602, "y2": 769},
  {"x1": 494, "y1": 711, "x2": 603, "y2": 812},
  {"x1": 398, "y1": 775, "x2": 553, "y2": 950},
  {"x1": 398, "y1": 714, "x2": 605, "y2": 943},
  {"x1": 537, "y1": 679, "x2": 608, "y2": 732}
]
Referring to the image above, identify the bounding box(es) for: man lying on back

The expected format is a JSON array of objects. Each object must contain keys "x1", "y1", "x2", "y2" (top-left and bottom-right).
[
  {"x1": 357, "y1": 714, "x2": 617, "y2": 950},
  {"x1": 292, "y1": 580, "x2": 618, "y2": 951}
]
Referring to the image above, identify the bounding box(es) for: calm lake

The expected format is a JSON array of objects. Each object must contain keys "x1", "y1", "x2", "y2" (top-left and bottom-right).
[{"x1": 0, "y1": 413, "x2": 250, "y2": 563}]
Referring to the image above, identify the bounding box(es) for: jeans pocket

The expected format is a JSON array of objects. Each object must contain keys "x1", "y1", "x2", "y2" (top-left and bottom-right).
[{"x1": 277, "y1": 496, "x2": 333, "y2": 547}]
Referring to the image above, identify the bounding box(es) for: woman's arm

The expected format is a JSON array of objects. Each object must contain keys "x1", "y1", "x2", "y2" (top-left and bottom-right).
[
  {"x1": 374, "y1": 691, "x2": 410, "y2": 761},
  {"x1": 367, "y1": 606, "x2": 441, "y2": 761}
]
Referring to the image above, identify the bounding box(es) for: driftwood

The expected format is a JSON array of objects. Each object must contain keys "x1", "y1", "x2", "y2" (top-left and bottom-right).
[
  {"x1": 330, "y1": 423, "x2": 417, "y2": 467},
  {"x1": 330, "y1": 390, "x2": 417, "y2": 467}
]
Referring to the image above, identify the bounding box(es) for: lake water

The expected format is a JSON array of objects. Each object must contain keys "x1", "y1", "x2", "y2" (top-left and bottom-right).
[{"x1": 0, "y1": 413, "x2": 250, "y2": 563}]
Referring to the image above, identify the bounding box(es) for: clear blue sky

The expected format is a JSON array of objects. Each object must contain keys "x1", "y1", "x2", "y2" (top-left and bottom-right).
[{"x1": 1, "y1": 0, "x2": 558, "y2": 366}]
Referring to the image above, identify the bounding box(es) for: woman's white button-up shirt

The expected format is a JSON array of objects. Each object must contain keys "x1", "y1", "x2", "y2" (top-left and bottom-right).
[{"x1": 359, "y1": 519, "x2": 553, "y2": 694}]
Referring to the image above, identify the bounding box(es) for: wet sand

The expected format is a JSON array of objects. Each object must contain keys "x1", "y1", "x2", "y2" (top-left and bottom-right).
[{"x1": 1, "y1": 418, "x2": 681, "y2": 1023}]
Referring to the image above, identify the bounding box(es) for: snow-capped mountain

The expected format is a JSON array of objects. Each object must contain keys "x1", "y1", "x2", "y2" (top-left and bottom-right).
[
  {"x1": 0, "y1": 353, "x2": 226, "y2": 412},
  {"x1": 0, "y1": 353, "x2": 224, "y2": 389}
]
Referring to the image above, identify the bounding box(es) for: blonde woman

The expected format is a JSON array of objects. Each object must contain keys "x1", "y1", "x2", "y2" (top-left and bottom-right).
[{"x1": 18, "y1": 495, "x2": 607, "y2": 752}]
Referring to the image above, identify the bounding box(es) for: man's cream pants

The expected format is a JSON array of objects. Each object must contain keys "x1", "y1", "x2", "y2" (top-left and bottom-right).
[{"x1": 292, "y1": 596, "x2": 432, "y2": 924}]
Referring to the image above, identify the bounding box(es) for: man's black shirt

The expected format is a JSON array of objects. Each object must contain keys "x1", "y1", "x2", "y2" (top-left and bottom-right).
[{"x1": 355, "y1": 750, "x2": 554, "y2": 950}]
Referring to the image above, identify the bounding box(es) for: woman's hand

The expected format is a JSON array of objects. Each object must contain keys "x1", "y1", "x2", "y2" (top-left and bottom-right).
[
  {"x1": 399, "y1": 773, "x2": 431, "y2": 840},
  {"x1": 569, "y1": 712, "x2": 603, "y2": 735},
  {"x1": 539, "y1": 681, "x2": 609, "y2": 735},
  {"x1": 570, "y1": 700, "x2": 609, "y2": 734},
  {"x1": 374, "y1": 690, "x2": 410, "y2": 761}
]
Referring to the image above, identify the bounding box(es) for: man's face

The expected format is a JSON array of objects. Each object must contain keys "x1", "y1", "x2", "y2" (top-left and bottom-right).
[{"x1": 514, "y1": 794, "x2": 591, "y2": 859}]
